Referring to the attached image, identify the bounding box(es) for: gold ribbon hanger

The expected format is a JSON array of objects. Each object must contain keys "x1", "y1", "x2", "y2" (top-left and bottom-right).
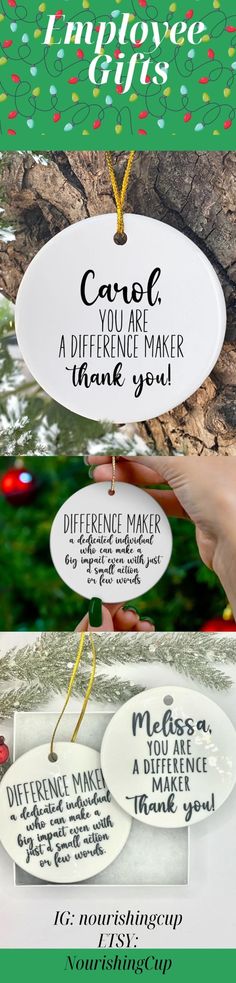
[
  {"x1": 108, "y1": 455, "x2": 116, "y2": 496},
  {"x1": 106, "y1": 151, "x2": 135, "y2": 243},
  {"x1": 49, "y1": 631, "x2": 96, "y2": 760}
]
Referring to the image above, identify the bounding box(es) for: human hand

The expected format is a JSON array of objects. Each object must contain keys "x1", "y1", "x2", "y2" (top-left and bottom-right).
[
  {"x1": 87, "y1": 455, "x2": 236, "y2": 619},
  {"x1": 76, "y1": 599, "x2": 155, "y2": 633}
]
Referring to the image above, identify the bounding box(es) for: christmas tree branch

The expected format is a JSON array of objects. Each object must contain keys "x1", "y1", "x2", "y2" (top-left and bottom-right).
[
  {"x1": 0, "y1": 674, "x2": 141, "y2": 719},
  {"x1": 0, "y1": 632, "x2": 235, "y2": 720}
]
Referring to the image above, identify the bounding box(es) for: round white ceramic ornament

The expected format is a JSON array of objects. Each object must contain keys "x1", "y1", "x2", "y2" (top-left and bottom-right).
[
  {"x1": 15, "y1": 213, "x2": 226, "y2": 424},
  {"x1": 101, "y1": 687, "x2": 236, "y2": 828},
  {"x1": 0, "y1": 742, "x2": 131, "y2": 883},
  {"x1": 50, "y1": 481, "x2": 173, "y2": 602}
]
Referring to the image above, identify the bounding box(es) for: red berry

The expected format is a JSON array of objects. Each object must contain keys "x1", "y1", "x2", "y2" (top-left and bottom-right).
[
  {"x1": 53, "y1": 112, "x2": 61, "y2": 122},
  {"x1": 184, "y1": 112, "x2": 192, "y2": 122}
]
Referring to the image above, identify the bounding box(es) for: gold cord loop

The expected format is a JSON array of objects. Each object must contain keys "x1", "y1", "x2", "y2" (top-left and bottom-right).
[
  {"x1": 109, "y1": 455, "x2": 116, "y2": 496},
  {"x1": 106, "y1": 151, "x2": 135, "y2": 241},
  {"x1": 49, "y1": 632, "x2": 96, "y2": 758}
]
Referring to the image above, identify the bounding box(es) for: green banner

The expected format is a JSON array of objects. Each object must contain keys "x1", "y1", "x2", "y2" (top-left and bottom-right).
[
  {"x1": 0, "y1": 950, "x2": 235, "y2": 981},
  {"x1": 0, "y1": 1, "x2": 236, "y2": 149}
]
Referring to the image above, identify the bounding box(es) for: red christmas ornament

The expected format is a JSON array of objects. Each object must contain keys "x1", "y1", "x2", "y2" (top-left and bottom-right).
[
  {"x1": 0, "y1": 737, "x2": 9, "y2": 766},
  {"x1": 0, "y1": 466, "x2": 37, "y2": 505},
  {"x1": 201, "y1": 618, "x2": 236, "y2": 632}
]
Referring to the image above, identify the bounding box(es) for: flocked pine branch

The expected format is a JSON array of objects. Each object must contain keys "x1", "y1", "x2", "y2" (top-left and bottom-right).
[
  {"x1": 0, "y1": 673, "x2": 141, "y2": 720},
  {"x1": 1, "y1": 631, "x2": 235, "y2": 680},
  {"x1": 0, "y1": 684, "x2": 44, "y2": 718},
  {"x1": 0, "y1": 632, "x2": 235, "y2": 721},
  {"x1": 153, "y1": 631, "x2": 236, "y2": 665}
]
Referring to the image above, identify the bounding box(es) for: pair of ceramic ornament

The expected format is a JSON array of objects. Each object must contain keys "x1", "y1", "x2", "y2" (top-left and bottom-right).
[{"x1": 0, "y1": 686, "x2": 235, "y2": 883}]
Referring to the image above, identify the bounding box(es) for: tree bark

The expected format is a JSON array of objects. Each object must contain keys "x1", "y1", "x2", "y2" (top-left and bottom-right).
[{"x1": 1, "y1": 150, "x2": 236, "y2": 455}]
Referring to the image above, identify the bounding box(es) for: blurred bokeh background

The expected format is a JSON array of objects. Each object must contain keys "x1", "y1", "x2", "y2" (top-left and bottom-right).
[{"x1": 0, "y1": 456, "x2": 227, "y2": 632}]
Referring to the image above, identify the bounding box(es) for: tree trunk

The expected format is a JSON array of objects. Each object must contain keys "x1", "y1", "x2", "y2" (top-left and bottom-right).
[{"x1": 1, "y1": 150, "x2": 236, "y2": 455}]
